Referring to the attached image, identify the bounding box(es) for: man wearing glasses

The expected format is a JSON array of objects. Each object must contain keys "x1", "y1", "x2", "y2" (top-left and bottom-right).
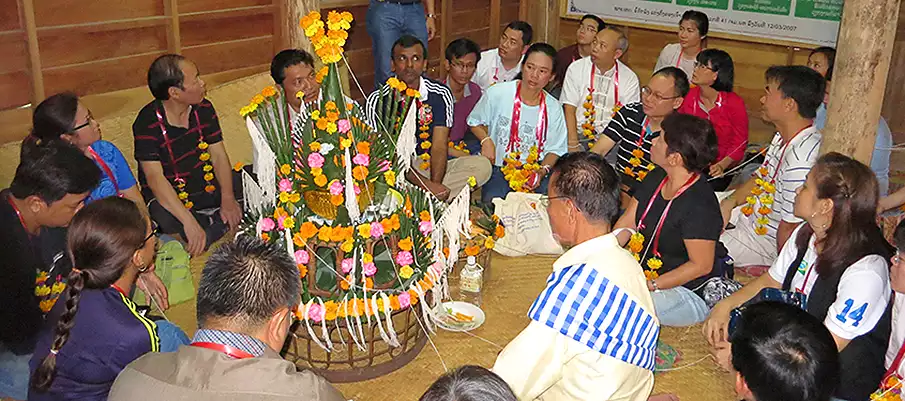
[
  {"x1": 590, "y1": 67, "x2": 690, "y2": 198},
  {"x1": 561, "y1": 26, "x2": 640, "y2": 152},
  {"x1": 443, "y1": 38, "x2": 484, "y2": 156}
]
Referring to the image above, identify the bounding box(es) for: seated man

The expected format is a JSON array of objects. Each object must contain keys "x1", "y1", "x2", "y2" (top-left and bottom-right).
[
  {"x1": 443, "y1": 38, "x2": 484, "y2": 156},
  {"x1": 133, "y1": 54, "x2": 243, "y2": 257},
  {"x1": 493, "y1": 152, "x2": 658, "y2": 401},
  {"x1": 472, "y1": 21, "x2": 532, "y2": 90},
  {"x1": 109, "y1": 236, "x2": 344, "y2": 401},
  {"x1": 367, "y1": 35, "x2": 492, "y2": 199},
  {"x1": 0, "y1": 144, "x2": 100, "y2": 400},
  {"x1": 730, "y1": 302, "x2": 839, "y2": 401},
  {"x1": 562, "y1": 26, "x2": 640, "y2": 152},
  {"x1": 270, "y1": 48, "x2": 320, "y2": 122},
  {"x1": 551, "y1": 14, "x2": 606, "y2": 98},
  {"x1": 590, "y1": 67, "x2": 689, "y2": 197},
  {"x1": 719, "y1": 66, "x2": 824, "y2": 270}
]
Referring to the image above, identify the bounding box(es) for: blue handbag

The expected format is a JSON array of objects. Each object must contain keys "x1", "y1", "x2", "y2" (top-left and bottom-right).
[{"x1": 727, "y1": 244, "x2": 808, "y2": 336}]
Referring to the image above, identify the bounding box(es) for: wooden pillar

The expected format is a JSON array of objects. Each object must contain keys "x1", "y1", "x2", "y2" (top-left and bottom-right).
[
  {"x1": 881, "y1": 0, "x2": 905, "y2": 135},
  {"x1": 286, "y1": 0, "x2": 318, "y2": 53},
  {"x1": 822, "y1": 0, "x2": 901, "y2": 163},
  {"x1": 19, "y1": 0, "x2": 43, "y2": 103}
]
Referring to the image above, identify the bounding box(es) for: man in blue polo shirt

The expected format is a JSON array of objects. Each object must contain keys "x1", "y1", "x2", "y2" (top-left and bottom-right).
[{"x1": 367, "y1": 35, "x2": 491, "y2": 200}]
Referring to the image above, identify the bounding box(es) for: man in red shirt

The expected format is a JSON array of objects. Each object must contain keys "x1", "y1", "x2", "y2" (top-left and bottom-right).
[{"x1": 551, "y1": 14, "x2": 605, "y2": 98}]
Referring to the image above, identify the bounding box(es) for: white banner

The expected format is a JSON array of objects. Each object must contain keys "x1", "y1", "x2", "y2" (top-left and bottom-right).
[{"x1": 566, "y1": 0, "x2": 841, "y2": 46}]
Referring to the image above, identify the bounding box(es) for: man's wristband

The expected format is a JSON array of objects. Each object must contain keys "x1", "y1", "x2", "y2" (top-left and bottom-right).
[{"x1": 480, "y1": 137, "x2": 492, "y2": 145}]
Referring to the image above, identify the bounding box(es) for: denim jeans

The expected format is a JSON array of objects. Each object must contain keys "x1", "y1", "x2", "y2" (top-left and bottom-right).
[
  {"x1": 156, "y1": 320, "x2": 190, "y2": 352},
  {"x1": 366, "y1": 0, "x2": 429, "y2": 89},
  {"x1": 0, "y1": 345, "x2": 30, "y2": 400},
  {"x1": 651, "y1": 286, "x2": 710, "y2": 327},
  {"x1": 482, "y1": 166, "x2": 550, "y2": 204}
]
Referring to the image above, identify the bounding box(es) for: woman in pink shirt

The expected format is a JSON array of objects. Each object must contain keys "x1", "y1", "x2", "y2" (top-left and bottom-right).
[{"x1": 678, "y1": 49, "x2": 748, "y2": 186}]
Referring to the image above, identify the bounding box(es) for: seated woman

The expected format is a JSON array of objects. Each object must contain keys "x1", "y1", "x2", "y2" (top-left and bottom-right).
[
  {"x1": 24, "y1": 93, "x2": 144, "y2": 207},
  {"x1": 704, "y1": 153, "x2": 893, "y2": 401},
  {"x1": 28, "y1": 197, "x2": 188, "y2": 401},
  {"x1": 677, "y1": 49, "x2": 747, "y2": 189},
  {"x1": 615, "y1": 113, "x2": 723, "y2": 327},
  {"x1": 467, "y1": 42, "x2": 568, "y2": 204},
  {"x1": 654, "y1": 10, "x2": 708, "y2": 80}
]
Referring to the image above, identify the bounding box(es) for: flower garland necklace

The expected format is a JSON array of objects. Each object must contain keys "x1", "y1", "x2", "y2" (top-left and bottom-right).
[
  {"x1": 741, "y1": 125, "x2": 811, "y2": 236},
  {"x1": 630, "y1": 173, "x2": 699, "y2": 280},
  {"x1": 873, "y1": 333, "x2": 905, "y2": 400},
  {"x1": 417, "y1": 99, "x2": 433, "y2": 171},
  {"x1": 623, "y1": 117, "x2": 656, "y2": 182},
  {"x1": 154, "y1": 106, "x2": 214, "y2": 210},
  {"x1": 501, "y1": 82, "x2": 547, "y2": 192},
  {"x1": 581, "y1": 64, "x2": 598, "y2": 142}
]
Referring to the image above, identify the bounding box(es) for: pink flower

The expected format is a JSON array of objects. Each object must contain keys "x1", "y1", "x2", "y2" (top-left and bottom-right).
[
  {"x1": 378, "y1": 160, "x2": 391, "y2": 172},
  {"x1": 354, "y1": 183, "x2": 361, "y2": 195},
  {"x1": 307, "y1": 303, "x2": 324, "y2": 323},
  {"x1": 295, "y1": 250, "x2": 310, "y2": 265},
  {"x1": 431, "y1": 261, "x2": 444, "y2": 276},
  {"x1": 337, "y1": 119, "x2": 351, "y2": 134},
  {"x1": 307, "y1": 153, "x2": 325, "y2": 168},
  {"x1": 277, "y1": 215, "x2": 287, "y2": 229},
  {"x1": 257, "y1": 217, "x2": 275, "y2": 232},
  {"x1": 362, "y1": 262, "x2": 377, "y2": 277},
  {"x1": 341, "y1": 258, "x2": 354, "y2": 274},
  {"x1": 278, "y1": 178, "x2": 293, "y2": 193},
  {"x1": 370, "y1": 222, "x2": 384, "y2": 238},
  {"x1": 418, "y1": 220, "x2": 433, "y2": 235},
  {"x1": 395, "y1": 250, "x2": 414, "y2": 266},
  {"x1": 352, "y1": 153, "x2": 370, "y2": 166},
  {"x1": 398, "y1": 292, "x2": 411, "y2": 309},
  {"x1": 329, "y1": 180, "x2": 344, "y2": 196}
]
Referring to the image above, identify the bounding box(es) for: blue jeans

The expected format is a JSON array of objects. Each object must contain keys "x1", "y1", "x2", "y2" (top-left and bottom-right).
[
  {"x1": 156, "y1": 320, "x2": 190, "y2": 352},
  {"x1": 482, "y1": 166, "x2": 550, "y2": 204},
  {"x1": 366, "y1": 0, "x2": 429, "y2": 89},
  {"x1": 651, "y1": 286, "x2": 710, "y2": 327},
  {"x1": 0, "y1": 345, "x2": 29, "y2": 400}
]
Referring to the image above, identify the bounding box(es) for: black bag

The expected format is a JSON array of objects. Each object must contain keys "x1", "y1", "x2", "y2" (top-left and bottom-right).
[{"x1": 727, "y1": 244, "x2": 808, "y2": 336}]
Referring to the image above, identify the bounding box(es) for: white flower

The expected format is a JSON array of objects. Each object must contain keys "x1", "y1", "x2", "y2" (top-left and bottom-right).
[{"x1": 319, "y1": 143, "x2": 335, "y2": 155}]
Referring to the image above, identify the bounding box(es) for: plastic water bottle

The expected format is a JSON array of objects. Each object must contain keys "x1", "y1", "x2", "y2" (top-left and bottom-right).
[{"x1": 459, "y1": 256, "x2": 484, "y2": 307}]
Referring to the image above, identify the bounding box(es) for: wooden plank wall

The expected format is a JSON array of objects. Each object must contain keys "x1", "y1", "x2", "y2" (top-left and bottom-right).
[
  {"x1": 328, "y1": 0, "x2": 522, "y2": 101},
  {"x1": 2, "y1": 0, "x2": 281, "y2": 110}
]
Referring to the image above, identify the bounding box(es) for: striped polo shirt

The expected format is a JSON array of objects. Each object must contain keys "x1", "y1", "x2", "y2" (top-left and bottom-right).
[{"x1": 602, "y1": 102, "x2": 660, "y2": 192}]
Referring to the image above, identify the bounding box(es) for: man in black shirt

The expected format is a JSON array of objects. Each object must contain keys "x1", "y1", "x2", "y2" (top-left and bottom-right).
[
  {"x1": 133, "y1": 54, "x2": 243, "y2": 256},
  {"x1": 0, "y1": 144, "x2": 100, "y2": 399}
]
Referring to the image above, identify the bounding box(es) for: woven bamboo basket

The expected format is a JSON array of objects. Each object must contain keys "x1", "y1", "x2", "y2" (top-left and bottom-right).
[{"x1": 303, "y1": 185, "x2": 377, "y2": 220}]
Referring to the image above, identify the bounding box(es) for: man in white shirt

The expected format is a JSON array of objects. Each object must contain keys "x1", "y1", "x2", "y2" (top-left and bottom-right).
[
  {"x1": 719, "y1": 66, "x2": 825, "y2": 269},
  {"x1": 885, "y1": 223, "x2": 905, "y2": 381},
  {"x1": 472, "y1": 21, "x2": 532, "y2": 90},
  {"x1": 562, "y1": 26, "x2": 640, "y2": 151},
  {"x1": 493, "y1": 152, "x2": 658, "y2": 401},
  {"x1": 270, "y1": 49, "x2": 320, "y2": 122}
]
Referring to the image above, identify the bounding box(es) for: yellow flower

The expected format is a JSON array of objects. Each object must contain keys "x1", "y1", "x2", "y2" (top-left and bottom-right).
[
  {"x1": 310, "y1": 110, "x2": 321, "y2": 120},
  {"x1": 399, "y1": 265, "x2": 414, "y2": 279},
  {"x1": 203, "y1": 164, "x2": 213, "y2": 172},
  {"x1": 398, "y1": 237, "x2": 413, "y2": 251},
  {"x1": 316, "y1": 66, "x2": 329, "y2": 84},
  {"x1": 296, "y1": 91, "x2": 304, "y2": 99},
  {"x1": 326, "y1": 122, "x2": 338, "y2": 134},
  {"x1": 309, "y1": 142, "x2": 321, "y2": 152},
  {"x1": 340, "y1": 137, "x2": 352, "y2": 149},
  {"x1": 282, "y1": 217, "x2": 295, "y2": 230},
  {"x1": 35, "y1": 285, "x2": 50, "y2": 297},
  {"x1": 314, "y1": 174, "x2": 328, "y2": 187},
  {"x1": 199, "y1": 152, "x2": 211, "y2": 162},
  {"x1": 341, "y1": 239, "x2": 354, "y2": 252},
  {"x1": 280, "y1": 164, "x2": 292, "y2": 176},
  {"x1": 279, "y1": 192, "x2": 290, "y2": 203},
  {"x1": 40, "y1": 299, "x2": 55, "y2": 313},
  {"x1": 204, "y1": 173, "x2": 214, "y2": 182},
  {"x1": 420, "y1": 141, "x2": 432, "y2": 150},
  {"x1": 362, "y1": 253, "x2": 373, "y2": 264},
  {"x1": 629, "y1": 157, "x2": 642, "y2": 167},
  {"x1": 233, "y1": 162, "x2": 244, "y2": 172},
  {"x1": 288, "y1": 193, "x2": 301, "y2": 203},
  {"x1": 384, "y1": 170, "x2": 396, "y2": 186},
  {"x1": 358, "y1": 223, "x2": 371, "y2": 238},
  {"x1": 198, "y1": 141, "x2": 209, "y2": 150},
  {"x1": 467, "y1": 176, "x2": 477, "y2": 187},
  {"x1": 484, "y1": 236, "x2": 495, "y2": 249},
  {"x1": 646, "y1": 257, "x2": 663, "y2": 270},
  {"x1": 406, "y1": 88, "x2": 420, "y2": 98},
  {"x1": 631, "y1": 148, "x2": 644, "y2": 158},
  {"x1": 318, "y1": 225, "x2": 333, "y2": 242},
  {"x1": 310, "y1": 167, "x2": 323, "y2": 176},
  {"x1": 247, "y1": 102, "x2": 258, "y2": 114},
  {"x1": 628, "y1": 232, "x2": 644, "y2": 254},
  {"x1": 252, "y1": 94, "x2": 265, "y2": 105},
  {"x1": 184, "y1": 201, "x2": 194, "y2": 209},
  {"x1": 178, "y1": 191, "x2": 189, "y2": 200}
]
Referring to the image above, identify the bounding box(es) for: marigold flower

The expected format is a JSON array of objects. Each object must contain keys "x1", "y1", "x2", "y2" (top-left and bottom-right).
[
  {"x1": 199, "y1": 152, "x2": 211, "y2": 162},
  {"x1": 352, "y1": 166, "x2": 368, "y2": 181},
  {"x1": 314, "y1": 174, "x2": 328, "y2": 187},
  {"x1": 261, "y1": 86, "x2": 278, "y2": 97},
  {"x1": 398, "y1": 237, "x2": 413, "y2": 251},
  {"x1": 300, "y1": 221, "x2": 318, "y2": 240},
  {"x1": 399, "y1": 265, "x2": 414, "y2": 279},
  {"x1": 330, "y1": 194, "x2": 343, "y2": 206}
]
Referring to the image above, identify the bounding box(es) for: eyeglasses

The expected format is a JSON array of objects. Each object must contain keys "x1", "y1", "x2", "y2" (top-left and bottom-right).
[
  {"x1": 539, "y1": 195, "x2": 570, "y2": 208},
  {"x1": 641, "y1": 86, "x2": 681, "y2": 102},
  {"x1": 578, "y1": 24, "x2": 599, "y2": 33},
  {"x1": 71, "y1": 114, "x2": 94, "y2": 132},
  {"x1": 693, "y1": 61, "x2": 715, "y2": 72},
  {"x1": 140, "y1": 221, "x2": 160, "y2": 248},
  {"x1": 450, "y1": 61, "x2": 476, "y2": 71},
  {"x1": 894, "y1": 253, "x2": 903, "y2": 265}
]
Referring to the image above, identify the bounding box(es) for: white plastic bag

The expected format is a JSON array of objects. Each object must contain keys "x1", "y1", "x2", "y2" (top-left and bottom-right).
[{"x1": 492, "y1": 192, "x2": 564, "y2": 257}]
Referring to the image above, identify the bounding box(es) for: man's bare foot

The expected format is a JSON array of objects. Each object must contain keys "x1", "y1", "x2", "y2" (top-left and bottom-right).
[{"x1": 649, "y1": 394, "x2": 680, "y2": 401}]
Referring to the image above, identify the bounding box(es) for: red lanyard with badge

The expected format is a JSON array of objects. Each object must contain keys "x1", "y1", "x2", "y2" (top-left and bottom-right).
[
  {"x1": 874, "y1": 295, "x2": 905, "y2": 400},
  {"x1": 87, "y1": 146, "x2": 121, "y2": 196},
  {"x1": 636, "y1": 173, "x2": 699, "y2": 260},
  {"x1": 191, "y1": 342, "x2": 255, "y2": 359},
  {"x1": 508, "y1": 82, "x2": 547, "y2": 153},
  {"x1": 154, "y1": 107, "x2": 202, "y2": 194}
]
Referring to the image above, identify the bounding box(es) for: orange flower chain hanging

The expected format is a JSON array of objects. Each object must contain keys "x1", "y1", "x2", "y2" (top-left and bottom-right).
[
  {"x1": 501, "y1": 145, "x2": 541, "y2": 192},
  {"x1": 742, "y1": 166, "x2": 777, "y2": 236},
  {"x1": 300, "y1": 10, "x2": 353, "y2": 65}
]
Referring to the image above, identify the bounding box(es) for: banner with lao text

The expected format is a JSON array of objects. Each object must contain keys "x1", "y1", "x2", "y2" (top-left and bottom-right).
[{"x1": 566, "y1": 0, "x2": 841, "y2": 46}]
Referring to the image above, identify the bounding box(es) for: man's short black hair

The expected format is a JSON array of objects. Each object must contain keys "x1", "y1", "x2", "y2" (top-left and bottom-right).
[
  {"x1": 894, "y1": 218, "x2": 905, "y2": 250},
  {"x1": 445, "y1": 38, "x2": 482, "y2": 63},
  {"x1": 505, "y1": 21, "x2": 533, "y2": 46},
  {"x1": 810, "y1": 46, "x2": 836, "y2": 81},
  {"x1": 579, "y1": 14, "x2": 606, "y2": 32},
  {"x1": 196, "y1": 235, "x2": 300, "y2": 330},
  {"x1": 551, "y1": 152, "x2": 621, "y2": 225},
  {"x1": 148, "y1": 54, "x2": 187, "y2": 101},
  {"x1": 661, "y1": 113, "x2": 719, "y2": 174},
  {"x1": 653, "y1": 66, "x2": 691, "y2": 98},
  {"x1": 270, "y1": 49, "x2": 315, "y2": 85},
  {"x1": 697, "y1": 49, "x2": 735, "y2": 92},
  {"x1": 765, "y1": 65, "x2": 826, "y2": 120},
  {"x1": 731, "y1": 302, "x2": 839, "y2": 401},
  {"x1": 10, "y1": 143, "x2": 100, "y2": 204},
  {"x1": 393, "y1": 34, "x2": 428, "y2": 60},
  {"x1": 680, "y1": 10, "x2": 710, "y2": 37}
]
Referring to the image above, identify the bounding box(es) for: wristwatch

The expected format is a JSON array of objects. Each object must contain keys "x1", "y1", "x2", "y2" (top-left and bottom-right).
[
  {"x1": 426, "y1": 13, "x2": 436, "y2": 19},
  {"x1": 649, "y1": 279, "x2": 660, "y2": 292}
]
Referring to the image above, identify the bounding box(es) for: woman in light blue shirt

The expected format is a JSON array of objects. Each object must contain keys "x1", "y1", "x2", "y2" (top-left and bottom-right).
[{"x1": 467, "y1": 43, "x2": 568, "y2": 204}]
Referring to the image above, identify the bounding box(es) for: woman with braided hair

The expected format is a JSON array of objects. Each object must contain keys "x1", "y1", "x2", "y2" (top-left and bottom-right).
[{"x1": 28, "y1": 197, "x2": 186, "y2": 400}]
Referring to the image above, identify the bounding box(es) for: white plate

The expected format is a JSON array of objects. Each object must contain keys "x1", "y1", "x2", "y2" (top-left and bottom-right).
[{"x1": 436, "y1": 301, "x2": 485, "y2": 332}]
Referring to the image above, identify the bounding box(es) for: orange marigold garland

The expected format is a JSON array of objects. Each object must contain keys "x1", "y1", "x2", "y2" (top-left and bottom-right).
[
  {"x1": 741, "y1": 166, "x2": 777, "y2": 236},
  {"x1": 501, "y1": 145, "x2": 541, "y2": 192}
]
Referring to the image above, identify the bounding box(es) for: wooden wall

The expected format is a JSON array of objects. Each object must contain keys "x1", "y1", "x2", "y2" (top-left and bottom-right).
[
  {"x1": 1, "y1": 0, "x2": 282, "y2": 110},
  {"x1": 328, "y1": 0, "x2": 523, "y2": 101}
]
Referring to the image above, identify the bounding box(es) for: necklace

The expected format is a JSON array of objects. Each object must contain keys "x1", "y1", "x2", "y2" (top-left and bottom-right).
[
  {"x1": 631, "y1": 173, "x2": 699, "y2": 278},
  {"x1": 154, "y1": 105, "x2": 216, "y2": 210},
  {"x1": 581, "y1": 64, "x2": 598, "y2": 143},
  {"x1": 508, "y1": 82, "x2": 547, "y2": 153}
]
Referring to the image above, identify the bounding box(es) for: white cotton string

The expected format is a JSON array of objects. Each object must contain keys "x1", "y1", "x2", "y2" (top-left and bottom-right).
[
  {"x1": 707, "y1": 147, "x2": 767, "y2": 182},
  {"x1": 655, "y1": 354, "x2": 713, "y2": 372},
  {"x1": 352, "y1": 295, "x2": 367, "y2": 345},
  {"x1": 318, "y1": 298, "x2": 333, "y2": 351},
  {"x1": 380, "y1": 292, "x2": 400, "y2": 347},
  {"x1": 370, "y1": 294, "x2": 392, "y2": 345},
  {"x1": 343, "y1": 146, "x2": 361, "y2": 222},
  {"x1": 245, "y1": 117, "x2": 276, "y2": 207},
  {"x1": 242, "y1": 170, "x2": 265, "y2": 217},
  {"x1": 342, "y1": 294, "x2": 364, "y2": 351},
  {"x1": 395, "y1": 102, "x2": 418, "y2": 174},
  {"x1": 303, "y1": 299, "x2": 328, "y2": 350},
  {"x1": 461, "y1": 330, "x2": 505, "y2": 350},
  {"x1": 284, "y1": 228, "x2": 294, "y2": 259}
]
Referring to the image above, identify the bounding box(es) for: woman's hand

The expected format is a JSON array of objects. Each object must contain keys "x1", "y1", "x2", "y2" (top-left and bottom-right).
[
  {"x1": 481, "y1": 139, "x2": 496, "y2": 164},
  {"x1": 138, "y1": 273, "x2": 170, "y2": 311},
  {"x1": 702, "y1": 300, "x2": 733, "y2": 346}
]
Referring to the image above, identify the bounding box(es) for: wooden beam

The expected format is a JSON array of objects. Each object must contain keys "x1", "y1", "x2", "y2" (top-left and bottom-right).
[
  {"x1": 490, "y1": 0, "x2": 501, "y2": 43},
  {"x1": 822, "y1": 0, "x2": 902, "y2": 162},
  {"x1": 288, "y1": 0, "x2": 318, "y2": 53},
  {"x1": 519, "y1": 0, "x2": 528, "y2": 21},
  {"x1": 163, "y1": 0, "x2": 181, "y2": 53},
  {"x1": 19, "y1": 0, "x2": 43, "y2": 103}
]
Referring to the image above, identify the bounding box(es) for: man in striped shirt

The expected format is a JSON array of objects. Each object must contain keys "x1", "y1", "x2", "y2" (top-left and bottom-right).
[
  {"x1": 718, "y1": 66, "x2": 825, "y2": 270},
  {"x1": 493, "y1": 152, "x2": 658, "y2": 401},
  {"x1": 367, "y1": 35, "x2": 491, "y2": 200}
]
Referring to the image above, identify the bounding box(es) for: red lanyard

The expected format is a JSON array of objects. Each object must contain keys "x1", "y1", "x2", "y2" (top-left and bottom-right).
[
  {"x1": 588, "y1": 63, "x2": 597, "y2": 92},
  {"x1": 509, "y1": 82, "x2": 548, "y2": 153},
  {"x1": 884, "y1": 295, "x2": 905, "y2": 383},
  {"x1": 612, "y1": 64, "x2": 620, "y2": 106},
  {"x1": 676, "y1": 49, "x2": 683, "y2": 68},
  {"x1": 695, "y1": 92, "x2": 722, "y2": 116},
  {"x1": 87, "y1": 146, "x2": 120, "y2": 195},
  {"x1": 763, "y1": 125, "x2": 812, "y2": 183},
  {"x1": 111, "y1": 284, "x2": 127, "y2": 296},
  {"x1": 154, "y1": 106, "x2": 203, "y2": 184},
  {"x1": 191, "y1": 341, "x2": 255, "y2": 359},
  {"x1": 797, "y1": 262, "x2": 816, "y2": 294},
  {"x1": 637, "y1": 173, "x2": 699, "y2": 258},
  {"x1": 7, "y1": 195, "x2": 31, "y2": 238}
]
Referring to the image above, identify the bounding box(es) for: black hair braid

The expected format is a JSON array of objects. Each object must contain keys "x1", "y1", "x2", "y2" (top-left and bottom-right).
[{"x1": 30, "y1": 269, "x2": 86, "y2": 392}]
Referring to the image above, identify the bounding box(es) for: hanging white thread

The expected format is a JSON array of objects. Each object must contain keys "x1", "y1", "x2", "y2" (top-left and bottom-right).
[{"x1": 343, "y1": 146, "x2": 361, "y2": 221}]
